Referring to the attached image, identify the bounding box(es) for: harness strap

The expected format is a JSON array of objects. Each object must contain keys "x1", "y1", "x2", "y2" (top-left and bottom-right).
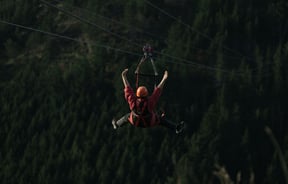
[
  {"x1": 132, "y1": 112, "x2": 151, "y2": 127},
  {"x1": 131, "y1": 99, "x2": 150, "y2": 127},
  {"x1": 135, "y1": 44, "x2": 158, "y2": 89},
  {"x1": 135, "y1": 57, "x2": 145, "y2": 89}
]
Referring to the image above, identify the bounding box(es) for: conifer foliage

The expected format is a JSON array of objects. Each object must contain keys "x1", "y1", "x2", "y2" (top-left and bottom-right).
[{"x1": 1, "y1": 0, "x2": 288, "y2": 183}]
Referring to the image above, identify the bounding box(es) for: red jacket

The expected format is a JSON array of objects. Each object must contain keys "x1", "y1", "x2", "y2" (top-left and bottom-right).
[{"x1": 124, "y1": 86, "x2": 162, "y2": 127}]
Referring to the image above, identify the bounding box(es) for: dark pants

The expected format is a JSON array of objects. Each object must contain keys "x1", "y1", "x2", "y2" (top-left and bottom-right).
[
  {"x1": 115, "y1": 113, "x2": 130, "y2": 127},
  {"x1": 159, "y1": 116, "x2": 177, "y2": 129},
  {"x1": 115, "y1": 112, "x2": 177, "y2": 130}
]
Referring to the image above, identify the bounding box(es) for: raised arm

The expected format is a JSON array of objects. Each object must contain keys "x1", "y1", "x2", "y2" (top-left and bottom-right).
[
  {"x1": 121, "y1": 68, "x2": 131, "y2": 87},
  {"x1": 157, "y1": 70, "x2": 168, "y2": 89}
]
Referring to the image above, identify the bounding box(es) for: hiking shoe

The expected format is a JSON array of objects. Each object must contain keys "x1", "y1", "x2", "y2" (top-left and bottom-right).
[
  {"x1": 112, "y1": 119, "x2": 118, "y2": 129},
  {"x1": 176, "y1": 121, "x2": 185, "y2": 134}
]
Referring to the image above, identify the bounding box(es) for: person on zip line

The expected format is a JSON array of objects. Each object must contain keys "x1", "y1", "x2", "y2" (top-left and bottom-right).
[{"x1": 112, "y1": 68, "x2": 185, "y2": 134}]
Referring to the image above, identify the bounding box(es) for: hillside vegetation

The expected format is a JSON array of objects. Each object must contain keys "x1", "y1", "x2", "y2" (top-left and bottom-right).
[{"x1": 0, "y1": 0, "x2": 288, "y2": 183}]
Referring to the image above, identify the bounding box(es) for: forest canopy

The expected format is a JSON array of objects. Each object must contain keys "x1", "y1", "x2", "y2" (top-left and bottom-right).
[{"x1": 0, "y1": 0, "x2": 288, "y2": 183}]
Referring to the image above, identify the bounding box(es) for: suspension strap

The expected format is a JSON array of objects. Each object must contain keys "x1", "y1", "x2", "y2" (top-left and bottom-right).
[{"x1": 135, "y1": 44, "x2": 158, "y2": 88}]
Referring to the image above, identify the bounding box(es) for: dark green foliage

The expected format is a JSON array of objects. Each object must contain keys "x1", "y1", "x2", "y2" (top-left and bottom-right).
[{"x1": 1, "y1": 0, "x2": 288, "y2": 183}]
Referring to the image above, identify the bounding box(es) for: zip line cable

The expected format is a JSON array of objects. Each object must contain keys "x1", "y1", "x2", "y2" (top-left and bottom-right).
[
  {"x1": 0, "y1": 19, "x2": 142, "y2": 57},
  {"x1": 39, "y1": 0, "x2": 247, "y2": 74},
  {"x1": 41, "y1": 0, "x2": 248, "y2": 68},
  {"x1": 144, "y1": 0, "x2": 251, "y2": 61},
  {"x1": 40, "y1": 0, "x2": 143, "y2": 49},
  {"x1": 48, "y1": 0, "x2": 244, "y2": 62},
  {"x1": 1, "y1": 5, "x2": 277, "y2": 81},
  {"x1": 0, "y1": 19, "x2": 244, "y2": 76},
  {"x1": 2, "y1": 2, "x2": 258, "y2": 77},
  {"x1": 3, "y1": 19, "x2": 275, "y2": 80}
]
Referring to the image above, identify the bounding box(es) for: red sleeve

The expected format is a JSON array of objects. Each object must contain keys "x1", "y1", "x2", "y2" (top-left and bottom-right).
[
  {"x1": 124, "y1": 86, "x2": 136, "y2": 110},
  {"x1": 148, "y1": 87, "x2": 162, "y2": 110}
]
